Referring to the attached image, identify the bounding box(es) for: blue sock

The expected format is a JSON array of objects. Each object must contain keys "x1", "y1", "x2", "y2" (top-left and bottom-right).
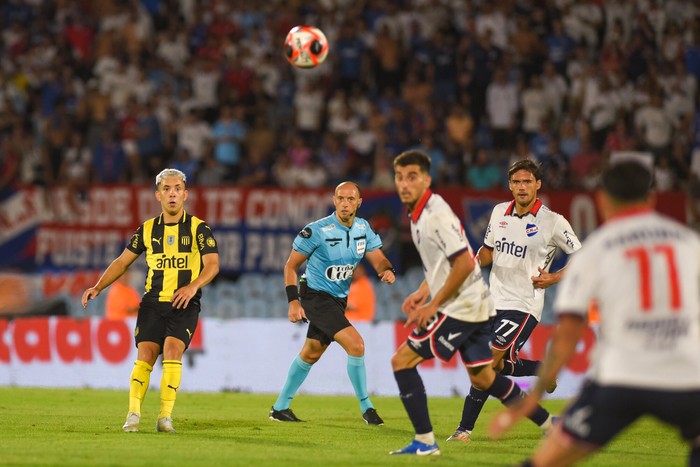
[
  {"x1": 394, "y1": 368, "x2": 432, "y2": 434},
  {"x1": 273, "y1": 354, "x2": 313, "y2": 410},
  {"x1": 487, "y1": 373, "x2": 550, "y2": 426},
  {"x1": 502, "y1": 359, "x2": 541, "y2": 377},
  {"x1": 460, "y1": 386, "x2": 488, "y2": 431},
  {"x1": 347, "y1": 355, "x2": 373, "y2": 412}
]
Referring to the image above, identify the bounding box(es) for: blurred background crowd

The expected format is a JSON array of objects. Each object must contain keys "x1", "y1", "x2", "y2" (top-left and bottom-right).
[{"x1": 2, "y1": 0, "x2": 700, "y2": 197}]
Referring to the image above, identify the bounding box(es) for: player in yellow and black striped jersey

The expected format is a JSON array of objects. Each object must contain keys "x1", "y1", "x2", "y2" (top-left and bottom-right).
[
  {"x1": 81, "y1": 168, "x2": 219, "y2": 434},
  {"x1": 126, "y1": 212, "x2": 218, "y2": 305}
]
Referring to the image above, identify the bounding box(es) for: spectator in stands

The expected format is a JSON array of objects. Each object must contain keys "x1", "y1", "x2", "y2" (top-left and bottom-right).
[
  {"x1": 570, "y1": 130, "x2": 603, "y2": 188},
  {"x1": 318, "y1": 132, "x2": 351, "y2": 187},
  {"x1": 510, "y1": 15, "x2": 546, "y2": 83},
  {"x1": 0, "y1": 0, "x2": 694, "y2": 198},
  {"x1": 335, "y1": 20, "x2": 369, "y2": 93},
  {"x1": 521, "y1": 74, "x2": 549, "y2": 140},
  {"x1": 413, "y1": 133, "x2": 450, "y2": 186},
  {"x1": 559, "y1": 116, "x2": 583, "y2": 161},
  {"x1": 655, "y1": 154, "x2": 677, "y2": 191},
  {"x1": 212, "y1": 105, "x2": 247, "y2": 182},
  {"x1": 509, "y1": 133, "x2": 538, "y2": 168},
  {"x1": 59, "y1": 129, "x2": 91, "y2": 215},
  {"x1": 134, "y1": 100, "x2": 165, "y2": 179},
  {"x1": 444, "y1": 104, "x2": 475, "y2": 157},
  {"x1": 171, "y1": 147, "x2": 199, "y2": 185},
  {"x1": 0, "y1": 126, "x2": 22, "y2": 196},
  {"x1": 296, "y1": 155, "x2": 328, "y2": 189},
  {"x1": 545, "y1": 18, "x2": 576, "y2": 75},
  {"x1": 541, "y1": 61, "x2": 568, "y2": 124},
  {"x1": 467, "y1": 147, "x2": 502, "y2": 190},
  {"x1": 428, "y1": 28, "x2": 458, "y2": 104},
  {"x1": 635, "y1": 91, "x2": 675, "y2": 161},
  {"x1": 373, "y1": 24, "x2": 403, "y2": 96},
  {"x1": 530, "y1": 120, "x2": 555, "y2": 162},
  {"x1": 603, "y1": 118, "x2": 637, "y2": 158},
  {"x1": 293, "y1": 78, "x2": 324, "y2": 146},
  {"x1": 238, "y1": 148, "x2": 271, "y2": 187},
  {"x1": 586, "y1": 75, "x2": 621, "y2": 151},
  {"x1": 486, "y1": 67, "x2": 518, "y2": 158},
  {"x1": 196, "y1": 153, "x2": 226, "y2": 186},
  {"x1": 176, "y1": 108, "x2": 212, "y2": 164},
  {"x1": 92, "y1": 126, "x2": 129, "y2": 184},
  {"x1": 246, "y1": 114, "x2": 276, "y2": 162}
]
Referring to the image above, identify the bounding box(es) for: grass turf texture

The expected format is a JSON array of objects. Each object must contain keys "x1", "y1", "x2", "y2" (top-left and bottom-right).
[{"x1": 0, "y1": 387, "x2": 687, "y2": 466}]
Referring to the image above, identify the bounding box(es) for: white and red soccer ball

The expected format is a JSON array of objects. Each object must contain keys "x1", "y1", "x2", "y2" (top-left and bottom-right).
[{"x1": 284, "y1": 25, "x2": 329, "y2": 69}]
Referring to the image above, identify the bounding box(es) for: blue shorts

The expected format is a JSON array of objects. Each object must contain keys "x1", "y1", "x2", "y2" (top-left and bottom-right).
[
  {"x1": 561, "y1": 380, "x2": 700, "y2": 448},
  {"x1": 490, "y1": 309, "x2": 538, "y2": 361},
  {"x1": 407, "y1": 313, "x2": 493, "y2": 367}
]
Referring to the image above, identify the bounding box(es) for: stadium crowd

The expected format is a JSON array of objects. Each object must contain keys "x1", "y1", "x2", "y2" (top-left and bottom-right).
[{"x1": 1, "y1": 0, "x2": 700, "y2": 201}]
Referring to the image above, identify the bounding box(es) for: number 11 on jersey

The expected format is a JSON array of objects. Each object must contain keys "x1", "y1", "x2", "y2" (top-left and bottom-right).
[{"x1": 625, "y1": 243, "x2": 681, "y2": 312}]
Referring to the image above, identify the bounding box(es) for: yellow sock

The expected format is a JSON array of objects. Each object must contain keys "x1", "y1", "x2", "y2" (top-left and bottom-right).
[
  {"x1": 158, "y1": 360, "x2": 182, "y2": 419},
  {"x1": 128, "y1": 360, "x2": 153, "y2": 414}
]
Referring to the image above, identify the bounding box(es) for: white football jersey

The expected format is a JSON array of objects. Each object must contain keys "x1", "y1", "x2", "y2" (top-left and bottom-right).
[
  {"x1": 555, "y1": 210, "x2": 700, "y2": 390},
  {"x1": 484, "y1": 199, "x2": 581, "y2": 320},
  {"x1": 410, "y1": 191, "x2": 495, "y2": 322}
]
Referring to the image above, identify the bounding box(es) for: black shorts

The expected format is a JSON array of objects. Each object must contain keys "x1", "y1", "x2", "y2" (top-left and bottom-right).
[
  {"x1": 490, "y1": 309, "x2": 538, "y2": 361},
  {"x1": 134, "y1": 297, "x2": 200, "y2": 350},
  {"x1": 408, "y1": 313, "x2": 493, "y2": 366},
  {"x1": 301, "y1": 287, "x2": 351, "y2": 346},
  {"x1": 561, "y1": 380, "x2": 700, "y2": 448}
]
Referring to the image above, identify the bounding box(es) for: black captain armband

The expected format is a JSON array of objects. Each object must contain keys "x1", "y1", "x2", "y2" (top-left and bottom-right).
[{"x1": 286, "y1": 285, "x2": 300, "y2": 302}]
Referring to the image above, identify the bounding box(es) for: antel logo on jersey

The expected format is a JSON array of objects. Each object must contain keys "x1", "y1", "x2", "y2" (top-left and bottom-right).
[
  {"x1": 156, "y1": 254, "x2": 189, "y2": 269},
  {"x1": 495, "y1": 237, "x2": 527, "y2": 258},
  {"x1": 326, "y1": 264, "x2": 355, "y2": 281},
  {"x1": 525, "y1": 223, "x2": 539, "y2": 237}
]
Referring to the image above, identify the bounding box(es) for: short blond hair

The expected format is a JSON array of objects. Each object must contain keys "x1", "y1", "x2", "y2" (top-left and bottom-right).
[{"x1": 155, "y1": 168, "x2": 186, "y2": 189}]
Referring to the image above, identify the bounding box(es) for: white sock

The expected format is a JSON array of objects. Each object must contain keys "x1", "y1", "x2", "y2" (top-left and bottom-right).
[
  {"x1": 540, "y1": 414, "x2": 554, "y2": 434},
  {"x1": 415, "y1": 432, "x2": 436, "y2": 445}
]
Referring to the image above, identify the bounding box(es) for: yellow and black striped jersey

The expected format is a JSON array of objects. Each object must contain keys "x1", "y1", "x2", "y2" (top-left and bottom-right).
[{"x1": 126, "y1": 211, "x2": 218, "y2": 302}]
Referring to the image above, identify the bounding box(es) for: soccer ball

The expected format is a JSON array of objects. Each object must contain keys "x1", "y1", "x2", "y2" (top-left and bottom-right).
[{"x1": 284, "y1": 26, "x2": 329, "y2": 68}]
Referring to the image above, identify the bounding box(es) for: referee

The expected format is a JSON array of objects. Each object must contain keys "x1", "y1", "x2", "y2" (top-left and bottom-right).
[
  {"x1": 82, "y1": 168, "x2": 219, "y2": 433},
  {"x1": 269, "y1": 181, "x2": 396, "y2": 425}
]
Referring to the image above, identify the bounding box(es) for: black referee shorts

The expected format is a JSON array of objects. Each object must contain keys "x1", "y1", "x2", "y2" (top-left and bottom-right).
[{"x1": 301, "y1": 287, "x2": 351, "y2": 346}]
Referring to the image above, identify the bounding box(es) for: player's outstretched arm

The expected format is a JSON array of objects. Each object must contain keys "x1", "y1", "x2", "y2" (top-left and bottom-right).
[{"x1": 81, "y1": 249, "x2": 139, "y2": 308}]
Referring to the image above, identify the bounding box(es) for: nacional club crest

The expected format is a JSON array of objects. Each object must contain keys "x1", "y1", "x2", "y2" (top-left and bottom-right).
[{"x1": 525, "y1": 223, "x2": 539, "y2": 237}]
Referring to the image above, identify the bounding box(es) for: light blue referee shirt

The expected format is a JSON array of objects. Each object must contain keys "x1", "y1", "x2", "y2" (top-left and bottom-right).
[{"x1": 293, "y1": 213, "x2": 382, "y2": 298}]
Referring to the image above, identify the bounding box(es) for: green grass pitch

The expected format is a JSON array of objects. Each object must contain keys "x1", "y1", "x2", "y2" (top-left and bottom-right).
[{"x1": 0, "y1": 387, "x2": 688, "y2": 466}]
